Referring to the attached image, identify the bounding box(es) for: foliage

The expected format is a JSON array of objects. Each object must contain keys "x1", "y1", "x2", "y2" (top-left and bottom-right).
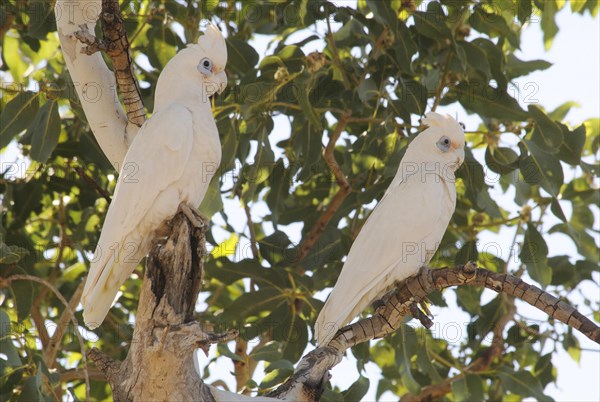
[{"x1": 1, "y1": 0, "x2": 598, "y2": 400}]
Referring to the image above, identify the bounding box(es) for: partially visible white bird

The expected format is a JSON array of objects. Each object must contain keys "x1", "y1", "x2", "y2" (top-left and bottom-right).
[
  {"x1": 81, "y1": 24, "x2": 228, "y2": 329},
  {"x1": 314, "y1": 112, "x2": 465, "y2": 345}
]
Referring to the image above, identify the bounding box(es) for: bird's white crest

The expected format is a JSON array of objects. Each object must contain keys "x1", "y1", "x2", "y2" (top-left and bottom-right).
[
  {"x1": 81, "y1": 24, "x2": 227, "y2": 329},
  {"x1": 192, "y1": 22, "x2": 227, "y2": 69},
  {"x1": 314, "y1": 112, "x2": 465, "y2": 345}
]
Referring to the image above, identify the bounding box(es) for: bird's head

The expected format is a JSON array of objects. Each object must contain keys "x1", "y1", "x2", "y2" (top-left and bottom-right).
[
  {"x1": 187, "y1": 22, "x2": 228, "y2": 96},
  {"x1": 408, "y1": 112, "x2": 465, "y2": 172},
  {"x1": 155, "y1": 23, "x2": 227, "y2": 106}
]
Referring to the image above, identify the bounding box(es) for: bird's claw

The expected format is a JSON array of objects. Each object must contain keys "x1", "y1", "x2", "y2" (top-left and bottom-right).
[{"x1": 178, "y1": 203, "x2": 206, "y2": 229}]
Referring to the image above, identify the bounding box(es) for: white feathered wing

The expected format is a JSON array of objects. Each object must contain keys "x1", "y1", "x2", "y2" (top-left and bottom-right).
[
  {"x1": 81, "y1": 105, "x2": 219, "y2": 329},
  {"x1": 314, "y1": 173, "x2": 455, "y2": 345}
]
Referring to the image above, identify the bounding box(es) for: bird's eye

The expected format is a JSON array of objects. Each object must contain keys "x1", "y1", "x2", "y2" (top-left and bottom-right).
[
  {"x1": 198, "y1": 58, "x2": 213, "y2": 75},
  {"x1": 437, "y1": 136, "x2": 451, "y2": 152}
]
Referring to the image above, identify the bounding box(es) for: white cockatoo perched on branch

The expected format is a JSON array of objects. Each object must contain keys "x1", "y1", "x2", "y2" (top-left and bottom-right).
[
  {"x1": 315, "y1": 112, "x2": 465, "y2": 345},
  {"x1": 81, "y1": 24, "x2": 228, "y2": 329}
]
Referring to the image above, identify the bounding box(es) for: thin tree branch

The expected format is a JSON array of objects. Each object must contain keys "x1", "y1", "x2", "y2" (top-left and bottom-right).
[
  {"x1": 234, "y1": 338, "x2": 252, "y2": 394},
  {"x1": 44, "y1": 281, "x2": 85, "y2": 366},
  {"x1": 325, "y1": 13, "x2": 352, "y2": 90},
  {"x1": 271, "y1": 263, "x2": 600, "y2": 401},
  {"x1": 72, "y1": 0, "x2": 145, "y2": 127},
  {"x1": 2, "y1": 275, "x2": 90, "y2": 402},
  {"x1": 296, "y1": 114, "x2": 351, "y2": 263},
  {"x1": 74, "y1": 166, "x2": 112, "y2": 204},
  {"x1": 60, "y1": 368, "x2": 105, "y2": 383},
  {"x1": 243, "y1": 201, "x2": 260, "y2": 261},
  {"x1": 431, "y1": 50, "x2": 453, "y2": 112}
]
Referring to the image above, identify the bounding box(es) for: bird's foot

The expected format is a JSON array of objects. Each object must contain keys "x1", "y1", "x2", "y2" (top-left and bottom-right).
[
  {"x1": 409, "y1": 302, "x2": 434, "y2": 329},
  {"x1": 178, "y1": 203, "x2": 207, "y2": 229},
  {"x1": 70, "y1": 24, "x2": 109, "y2": 55}
]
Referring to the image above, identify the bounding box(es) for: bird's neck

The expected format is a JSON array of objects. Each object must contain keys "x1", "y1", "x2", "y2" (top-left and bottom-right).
[
  {"x1": 397, "y1": 154, "x2": 458, "y2": 183},
  {"x1": 153, "y1": 70, "x2": 210, "y2": 112}
]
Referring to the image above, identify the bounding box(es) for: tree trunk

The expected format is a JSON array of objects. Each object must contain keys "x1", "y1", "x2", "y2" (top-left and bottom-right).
[{"x1": 88, "y1": 209, "x2": 238, "y2": 401}]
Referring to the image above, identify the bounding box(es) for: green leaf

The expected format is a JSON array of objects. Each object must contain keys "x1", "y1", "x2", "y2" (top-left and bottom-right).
[
  {"x1": 26, "y1": 0, "x2": 55, "y2": 40},
  {"x1": 206, "y1": 258, "x2": 288, "y2": 289},
  {"x1": 28, "y1": 100, "x2": 61, "y2": 163},
  {"x1": 273, "y1": 309, "x2": 308, "y2": 362},
  {"x1": 366, "y1": 0, "x2": 399, "y2": 27},
  {"x1": 415, "y1": 337, "x2": 443, "y2": 383},
  {"x1": 0, "y1": 242, "x2": 29, "y2": 264},
  {"x1": 358, "y1": 78, "x2": 378, "y2": 103},
  {"x1": 258, "y1": 230, "x2": 292, "y2": 266},
  {"x1": 396, "y1": 326, "x2": 420, "y2": 395},
  {"x1": 517, "y1": 0, "x2": 533, "y2": 24},
  {"x1": 541, "y1": 0, "x2": 559, "y2": 50},
  {"x1": 342, "y1": 376, "x2": 370, "y2": 401},
  {"x1": 147, "y1": 26, "x2": 178, "y2": 69},
  {"x1": 333, "y1": 18, "x2": 369, "y2": 48},
  {"x1": 17, "y1": 375, "x2": 43, "y2": 402},
  {"x1": 472, "y1": 38, "x2": 506, "y2": 89},
  {"x1": 452, "y1": 374, "x2": 484, "y2": 402},
  {"x1": 457, "y1": 149, "x2": 501, "y2": 218},
  {"x1": 259, "y1": 359, "x2": 294, "y2": 389},
  {"x1": 455, "y1": 241, "x2": 478, "y2": 265},
  {"x1": 456, "y1": 286, "x2": 483, "y2": 315},
  {"x1": 549, "y1": 223, "x2": 599, "y2": 263},
  {"x1": 557, "y1": 123, "x2": 586, "y2": 165},
  {"x1": 448, "y1": 81, "x2": 527, "y2": 121},
  {"x1": 365, "y1": 0, "x2": 416, "y2": 73},
  {"x1": 468, "y1": 6, "x2": 519, "y2": 48},
  {"x1": 259, "y1": 45, "x2": 305, "y2": 74},
  {"x1": 266, "y1": 160, "x2": 291, "y2": 226},
  {"x1": 519, "y1": 139, "x2": 564, "y2": 196},
  {"x1": 226, "y1": 38, "x2": 259, "y2": 75},
  {"x1": 296, "y1": 74, "x2": 323, "y2": 130},
  {"x1": 216, "y1": 343, "x2": 244, "y2": 362},
  {"x1": 0, "y1": 91, "x2": 40, "y2": 149},
  {"x1": 548, "y1": 101, "x2": 580, "y2": 121},
  {"x1": 251, "y1": 341, "x2": 284, "y2": 362},
  {"x1": 11, "y1": 272, "x2": 34, "y2": 321},
  {"x1": 199, "y1": 176, "x2": 224, "y2": 217},
  {"x1": 505, "y1": 54, "x2": 552, "y2": 79},
  {"x1": 210, "y1": 233, "x2": 239, "y2": 259},
  {"x1": 413, "y1": 2, "x2": 452, "y2": 43},
  {"x1": 528, "y1": 105, "x2": 563, "y2": 152},
  {"x1": 497, "y1": 366, "x2": 553, "y2": 402},
  {"x1": 392, "y1": 20, "x2": 417, "y2": 74},
  {"x1": 0, "y1": 310, "x2": 22, "y2": 366},
  {"x1": 242, "y1": 131, "x2": 275, "y2": 202},
  {"x1": 519, "y1": 223, "x2": 551, "y2": 287},
  {"x1": 395, "y1": 79, "x2": 427, "y2": 121},
  {"x1": 219, "y1": 288, "x2": 283, "y2": 321},
  {"x1": 485, "y1": 146, "x2": 519, "y2": 174},
  {"x1": 457, "y1": 41, "x2": 492, "y2": 80}
]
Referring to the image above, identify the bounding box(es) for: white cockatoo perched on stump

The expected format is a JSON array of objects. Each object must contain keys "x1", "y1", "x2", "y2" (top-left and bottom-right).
[
  {"x1": 81, "y1": 24, "x2": 228, "y2": 329},
  {"x1": 315, "y1": 112, "x2": 465, "y2": 345}
]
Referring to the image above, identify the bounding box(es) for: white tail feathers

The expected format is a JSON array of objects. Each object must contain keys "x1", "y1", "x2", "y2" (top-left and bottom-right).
[
  {"x1": 81, "y1": 243, "x2": 143, "y2": 329},
  {"x1": 315, "y1": 282, "x2": 380, "y2": 346}
]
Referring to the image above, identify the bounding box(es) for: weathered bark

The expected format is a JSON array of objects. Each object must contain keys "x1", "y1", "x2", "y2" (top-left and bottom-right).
[{"x1": 87, "y1": 208, "x2": 238, "y2": 401}]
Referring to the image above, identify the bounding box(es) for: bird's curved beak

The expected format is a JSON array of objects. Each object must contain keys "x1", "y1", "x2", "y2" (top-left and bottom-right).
[
  {"x1": 216, "y1": 70, "x2": 227, "y2": 94},
  {"x1": 455, "y1": 146, "x2": 465, "y2": 167}
]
